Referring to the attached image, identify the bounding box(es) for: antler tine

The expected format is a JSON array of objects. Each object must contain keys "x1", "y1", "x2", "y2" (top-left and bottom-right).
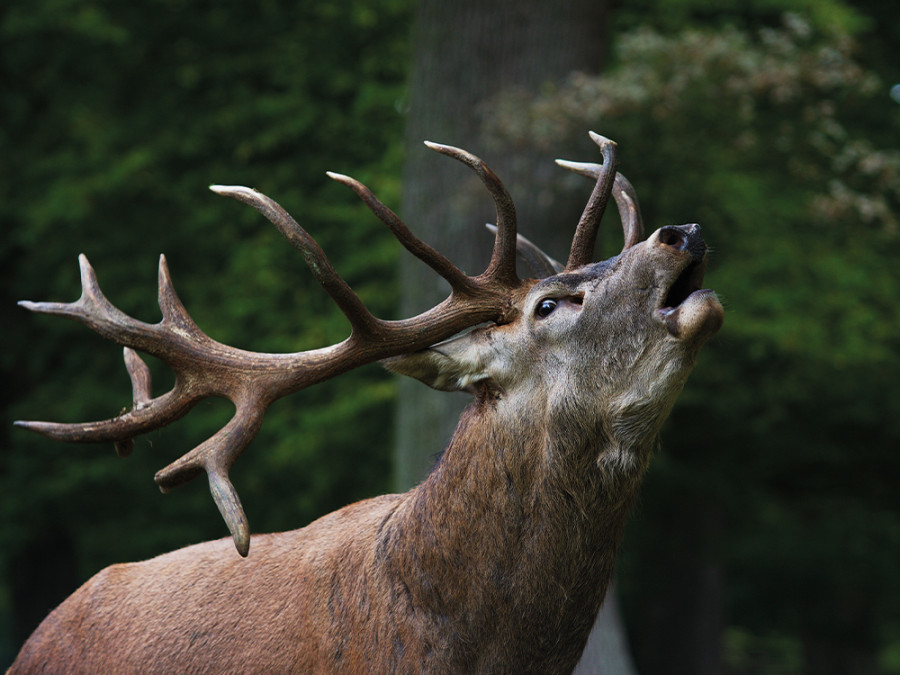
[
  {"x1": 113, "y1": 347, "x2": 153, "y2": 458},
  {"x1": 485, "y1": 224, "x2": 562, "y2": 278},
  {"x1": 424, "y1": 141, "x2": 519, "y2": 286},
  {"x1": 614, "y1": 173, "x2": 644, "y2": 249},
  {"x1": 325, "y1": 172, "x2": 475, "y2": 294},
  {"x1": 562, "y1": 132, "x2": 618, "y2": 270},
  {"x1": 19, "y1": 254, "x2": 146, "y2": 342},
  {"x1": 14, "y1": 386, "x2": 197, "y2": 442},
  {"x1": 556, "y1": 161, "x2": 644, "y2": 251},
  {"x1": 155, "y1": 393, "x2": 268, "y2": 557},
  {"x1": 210, "y1": 185, "x2": 380, "y2": 339},
  {"x1": 16, "y1": 254, "x2": 207, "y2": 444}
]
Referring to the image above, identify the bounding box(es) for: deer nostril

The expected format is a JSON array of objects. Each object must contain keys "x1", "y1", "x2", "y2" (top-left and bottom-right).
[{"x1": 658, "y1": 226, "x2": 687, "y2": 251}]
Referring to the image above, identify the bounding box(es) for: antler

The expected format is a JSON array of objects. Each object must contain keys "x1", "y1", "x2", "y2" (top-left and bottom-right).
[
  {"x1": 16, "y1": 141, "x2": 521, "y2": 556},
  {"x1": 486, "y1": 132, "x2": 645, "y2": 280},
  {"x1": 556, "y1": 131, "x2": 645, "y2": 261},
  {"x1": 485, "y1": 224, "x2": 563, "y2": 278}
]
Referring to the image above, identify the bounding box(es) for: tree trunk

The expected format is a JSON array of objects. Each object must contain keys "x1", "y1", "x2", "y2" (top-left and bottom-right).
[{"x1": 396, "y1": 2, "x2": 637, "y2": 672}]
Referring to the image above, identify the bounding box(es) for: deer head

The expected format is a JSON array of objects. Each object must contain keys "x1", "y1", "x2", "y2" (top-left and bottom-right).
[{"x1": 387, "y1": 158, "x2": 721, "y2": 482}]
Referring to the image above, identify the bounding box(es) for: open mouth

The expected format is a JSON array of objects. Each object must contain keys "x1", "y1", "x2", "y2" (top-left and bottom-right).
[
  {"x1": 662, "y1": 259, "x2": 707, "y2": 310},
  {"x1": 657, "y1": 259, "x2": 723, "y2": 341}
]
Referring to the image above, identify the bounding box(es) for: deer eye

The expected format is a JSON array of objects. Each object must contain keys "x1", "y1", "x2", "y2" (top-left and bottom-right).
[{"x1": 535, "y1": 298, "x2": 558, "y2": 318}]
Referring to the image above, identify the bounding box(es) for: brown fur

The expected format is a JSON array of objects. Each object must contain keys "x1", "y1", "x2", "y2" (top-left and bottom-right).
[{"x1": 12, "y1": 226, "x2": 722, "y2": 674}]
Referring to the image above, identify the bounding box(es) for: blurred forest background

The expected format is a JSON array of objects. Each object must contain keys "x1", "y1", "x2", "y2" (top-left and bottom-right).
[{"x1": 2, "y1": 0, "x2": 898, "y2": 672}]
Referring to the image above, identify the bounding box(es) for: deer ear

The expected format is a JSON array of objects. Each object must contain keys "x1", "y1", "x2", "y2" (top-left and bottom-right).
[{"x1": 381, "y1": 332, "x2": 492, "y2": 392}]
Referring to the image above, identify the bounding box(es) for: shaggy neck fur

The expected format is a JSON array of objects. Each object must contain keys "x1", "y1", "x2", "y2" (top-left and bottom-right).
[{"x1": 378, "y1": 388, "x2": 654, "y2": 674}]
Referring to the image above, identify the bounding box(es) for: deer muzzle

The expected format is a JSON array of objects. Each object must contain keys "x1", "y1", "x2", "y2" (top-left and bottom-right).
[{"x1": 654, "y1": 224, "x2": 724, "y2": 342}]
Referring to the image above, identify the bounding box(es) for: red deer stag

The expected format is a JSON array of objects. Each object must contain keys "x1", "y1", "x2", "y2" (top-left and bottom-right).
[{"x1": 11, "y1": 132, "x2": 723, "y2": 674}]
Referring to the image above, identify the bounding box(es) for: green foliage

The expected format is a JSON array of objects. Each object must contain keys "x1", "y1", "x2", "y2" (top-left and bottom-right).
[
  {"x1": 722, "y1": 627, "x2": 804, "y2": 674},
  {"x1": 1, "y1": 0, "x2": 411, "y2": 662},
  {"x1": 610, "y1": 0, "x2": 870, "y2": 38},
  {"x1": 485, "y1": 13, "x2": 900, "y2": 668}
]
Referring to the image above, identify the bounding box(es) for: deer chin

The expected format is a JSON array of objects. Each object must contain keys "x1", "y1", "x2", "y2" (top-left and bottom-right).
[{"x1": 659, "y1": 289, "x2": 723, "y2": 342}]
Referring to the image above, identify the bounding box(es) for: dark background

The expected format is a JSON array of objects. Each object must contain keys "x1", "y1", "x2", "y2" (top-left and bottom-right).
[{"x1": 2, "y1": 0, "x2": 898, "y2": 672}]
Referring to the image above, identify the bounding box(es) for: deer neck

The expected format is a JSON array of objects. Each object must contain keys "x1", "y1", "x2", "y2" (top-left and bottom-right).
[{"x1": 381, "y1": 391, "x2": 652, "y2": 670}]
